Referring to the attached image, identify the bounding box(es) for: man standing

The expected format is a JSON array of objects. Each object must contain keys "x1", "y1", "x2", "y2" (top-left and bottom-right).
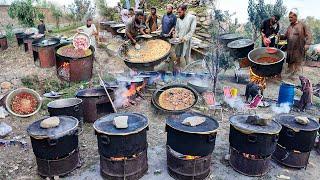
[
  {"x1": 146, "y1": 7, "x2": 158, "y2": 33},
  {"x1": 37, "y1": 19, "x2": 46, "y2": 35},
  {"x1": 120, "y1": 8, "x2": 130, "y2": 24},
  {"x1": 160, "y1": 4, "x2": 177, "y2": 38},
  {"x1": 125, "y1": 11, "x2": 147, "y2": 45},
  {"x1": 77, "y1": 17, "x2": 98, "y2": 49},
  {"x1": 260, "y1": 14, "x2": 280, "y2": 47},
  {"x1": 283, "y1": 8, "x2": 312, "y2": 75},
  {"x1": 174, "y1": 4, "x2": 197, "y2": 68}
]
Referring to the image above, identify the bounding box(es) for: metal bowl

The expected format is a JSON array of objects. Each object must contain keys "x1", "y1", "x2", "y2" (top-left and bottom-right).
[
  {"x1": 248, "y1": 47, "x2": 285, "y2": 77},
  {"x1": 5, "y1": 88, "x2": 42, "y2": 118}
]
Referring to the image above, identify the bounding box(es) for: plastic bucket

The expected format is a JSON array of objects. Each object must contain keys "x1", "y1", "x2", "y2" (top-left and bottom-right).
[{"x1": 278, "y1": 83, "x2": 295, "y2": 105}]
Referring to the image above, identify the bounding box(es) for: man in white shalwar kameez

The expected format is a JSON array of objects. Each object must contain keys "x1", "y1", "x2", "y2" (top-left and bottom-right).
[{"x1": 174, "y1": 4, "x2": 197, "y2": 68}]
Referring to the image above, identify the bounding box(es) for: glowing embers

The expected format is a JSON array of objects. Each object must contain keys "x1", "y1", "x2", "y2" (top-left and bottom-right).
[
  {"x1": 229, "y1": 147, "x2": 271, "y2": 177},
  {"x1": 167, "y1": 146, "x2": 212, "y2": 180},
  {"x1": 58, "y1": 62, "x2": 70, "y2": 81},
  {"x1": 249, "y1": 67, "x2": 266, "y2": 90}
]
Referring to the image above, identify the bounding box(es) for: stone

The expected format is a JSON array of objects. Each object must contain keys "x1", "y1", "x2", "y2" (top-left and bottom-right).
[
  {"x1": 113, "y1": 116, "x2": 128, "y2": 129},
  {"x1": 203, "y1": 20, "x2": 211, "y2": 26},
  {"x1": 182, "y1": 116, "x2": 206, "y2": 127},
  {"x1": 0, "y1": 81, "x2": 12, "y2": 90},
  {"x1": 0, "y1": 122, "x2": 12, "y2": 137},
  {"x1": 295, "y1": 116, "x2": 309, "y2": 125},
  {"x1": 40, "y1": 117, "x2": 60, "y2": 129},
  {"x1": 200, "y1": 17, "x2": 206, "y2": 22},
  {"x1": 197, "y1": 33, "x2": 212, "y2": 39}
]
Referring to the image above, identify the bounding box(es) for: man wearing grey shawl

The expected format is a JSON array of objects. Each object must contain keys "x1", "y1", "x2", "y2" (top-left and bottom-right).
[{"x1": 174, "y1": 4, "x2": 197, "y2": 69}]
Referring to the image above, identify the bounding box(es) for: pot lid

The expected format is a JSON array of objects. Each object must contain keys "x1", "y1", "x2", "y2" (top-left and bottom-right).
[
  {"x1": 27, "y1": 116, "x2": 78, "y2": 139},
  {"x1": 93, "y1": 113, "x2": 148, "y2": 135},
  {"x1": 166, "y1": 112, "x2": 219, "y2": 135},
  {"x1": 76, "y1": 87, "x2": 112, "y2": 98},
  {"x1": 33, "y1": 38, "x2": 60, "y2": 47},
  {"x1": 47, "y1": 98, "x2": 82, "y2": 109},
  {"x1": 111, "y1": 24, "x2": 126, "y2": 28},
  {"x1": 220, "y1": 33, "x2": 242, "y2": 40},
  {"x1": 229, "y1": 114, "x2": 282, "y2": 134},
  {"x1": 275, "y1": 114, "x2": 319, "y2": 132},
  {"x1": 0, "y1": 35, "x2": 6, "y2": 39},
  {"x1": 227, "y1": 39, "x2": 254, "y2": 49}
]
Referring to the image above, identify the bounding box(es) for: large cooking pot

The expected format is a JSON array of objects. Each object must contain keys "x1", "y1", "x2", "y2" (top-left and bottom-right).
[
  {"x1": 93, "y1": 112, "x2": 148, "y2": 157},
  {"x1": 227, "y1": 39, "x2": 254, "y2": 59},
  {"x1": 166, "y1": 112, "x2": 219, "y2": 156},
  {"x1": 152, "y1": 84, "x2": 198, "y2": 114},
  {"x1": 219, "y1": 33, "x2": 242, "y2": 47},
  {"x1": 229, "y1": 115, "x2": 282, "y2": 157},
  {"x1": 275, "y1": 114, "x2": 319, "y2": 152},
  {"x1": 118, "y1": 39, "x2": 171, "y2": 71},
  {"x1": 27, "y1": 116, "x2": 79, "y2": 160},
  {"x1": 248, "y1": 47, "x2": 285, "y2": 77},
  {"x1": 47, "y1": 98, "x2": 83, "y2": 128}
]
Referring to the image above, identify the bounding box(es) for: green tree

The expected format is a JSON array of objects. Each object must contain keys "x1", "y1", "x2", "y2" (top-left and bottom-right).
[
  {"x1": 50, "y1": 4, "x2": 63, "y2": 29},
  {"x1": 247, "y1": 0, "x2": 287, "y2": 42},
  {"x1": 8, "y1": 0, "x2": 39, "y2": 27},
  {"x1": 68, "y1": 0, "x2": 95, "y2": 22},
  {"x1": 95, "y1": 0, "x2": 120, "y2": 21}
]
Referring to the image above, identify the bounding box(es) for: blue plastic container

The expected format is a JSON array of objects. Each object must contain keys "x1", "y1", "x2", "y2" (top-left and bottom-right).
[{"x1": 278, "y1": 83, "x2": 295, "y2": 105}]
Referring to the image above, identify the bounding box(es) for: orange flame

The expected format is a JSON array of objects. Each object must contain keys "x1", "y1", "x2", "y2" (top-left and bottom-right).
[
  {"x1": 185, "y1": 155, "x2": 200, "y2": 160},
  {"x1": 249, "y1": 68, "x2": 266, "y2": 90},
  {"x1": 123, "y1": 83, "x2": 136, "y2": 97},
  {"x1": 62, "y1": 62, "x2": 70, "y2": 69}
]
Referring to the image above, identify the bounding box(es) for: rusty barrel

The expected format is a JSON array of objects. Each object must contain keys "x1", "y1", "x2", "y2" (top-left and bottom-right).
[
  {"x1": 0, "y1": 35, "x2": 8, "y2": 51},
  {"x1": 32, "y1": 38, "x2": 60, "y2": 68}
]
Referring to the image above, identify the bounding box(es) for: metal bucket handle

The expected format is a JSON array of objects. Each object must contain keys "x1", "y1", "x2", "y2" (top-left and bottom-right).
[
  {"x1": 47, "y1": 138, "x2": 58, "y2": 146},
  {"x1": 207, "y1": 133, "x2": 216, "y2": 143},
  {"x1": 286, "y1": 129, "x2": 295, "y2": 137},
  {"x1": 248, "y1": 134, "x2": 257, "y2": 143}
]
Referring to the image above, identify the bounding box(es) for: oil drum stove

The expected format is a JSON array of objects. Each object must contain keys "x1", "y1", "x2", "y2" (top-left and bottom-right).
[
  {"x1": 0, "y1": 35, "x2": 8, "y2": 51},
  {"x1": 165, "y1": 112, "x2": 219, "y2": 180},
  {"x1": 24, "y1": 34, "x2": 44, "y2": 54},
  {"x1": 27, "y1": 116, "x2": 80, "y2": 178},
  {"x1": 32, "y1": 38, "x2": 60, "y2": 68},
  {"x1": 93, "y1": 112, "x2": 149, "y2": 180},
  {"x1": 15, "y1": 32, "x2": 26, "y2": 46},
  {"x1": 229, "y1": 115, "x2": 282, "y2": 176},
  {"x1": 76, "y1": 87, "x2": 115, "y2": 123},
  {"x1": 273, "y1": 114, "x2": 319, "y2": 168}
]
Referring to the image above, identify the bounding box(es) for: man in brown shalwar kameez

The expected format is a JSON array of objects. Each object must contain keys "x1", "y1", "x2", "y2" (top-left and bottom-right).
[{"x1": 284, "y1": 8, "x2": 312, "y2": 75}]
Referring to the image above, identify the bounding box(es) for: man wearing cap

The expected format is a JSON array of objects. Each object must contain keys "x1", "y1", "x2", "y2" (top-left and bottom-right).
[
  {"x1": 174, "y1": 4, "x2": 197, "y2": 68},
  {"x1": 77, "y1": 17, "x2": 98, "y2": 49},
  {"x1": 283, "y1": 8, "x2": 312, "y2": 75},
  {"x1": 125, "y1": 11, "x2": 147, "y2": 44},
  {"x1": 260, "y1": 14, "x2": 280, "y2": 47},
  {"x1": 159, "y1": 4, "x2": 177, "y2": 38}
]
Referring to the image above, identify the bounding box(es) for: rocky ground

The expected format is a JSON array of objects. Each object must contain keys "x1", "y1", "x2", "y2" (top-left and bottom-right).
[{"x1": 0, "y1": 36, "x2": 320, "y2": 180}]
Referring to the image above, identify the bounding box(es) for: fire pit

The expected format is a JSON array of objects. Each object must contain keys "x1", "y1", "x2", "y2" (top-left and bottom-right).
[
  {"x1": 152, "y1": 84, "x2": 198, "y2": 114},
  {"x1": 248, "y1": 47, "x2": 285, "y2": 77},
  {"x1": 32, "y1": 38, "x2": 60, "y2": 68},
  {"x1": 229, "y1": 115, "x2": 282, "y2": 176},
  {"x1": 93, "y1": 112, "x2": 149, "y2": 179},
  {"x1": 119, "y1": 39, "x2": 171, "y2": 70},
  {"x1": 55, "y1": 43, "x2": 94, "y2": 82},
  {"x1": 24, "y1": 34, "x2": 44, "y2": 54},
  {"x1": 166, "y1": 112, "x2": 219, "y2": 179},
  {"x1": 76, "y1": 87, "x2": 115, "y2": 123},
  {"x1": 272, "y1": 115, "x2": 319, "y2": 168},
  {"x1": 0, "y1": 35, "x2": 8, "y2": 51},
  {"x1": 27, "y1": 116, "x2": 80, "y2": 177}
]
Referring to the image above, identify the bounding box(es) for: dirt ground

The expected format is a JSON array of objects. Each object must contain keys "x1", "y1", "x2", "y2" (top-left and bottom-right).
[{"x1": 0, "y1": 37, "x2": 320, "y2": 180}]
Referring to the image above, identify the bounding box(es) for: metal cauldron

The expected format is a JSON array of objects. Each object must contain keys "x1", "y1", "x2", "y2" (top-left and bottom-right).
[{"x1": 248, "y1": 47, "x2": 285, "y2": 77}]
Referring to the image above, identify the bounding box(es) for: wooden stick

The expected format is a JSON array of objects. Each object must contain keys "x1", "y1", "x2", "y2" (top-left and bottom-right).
[{"x1": 97, "y1": 71, "x2": 118, "y2": 113}]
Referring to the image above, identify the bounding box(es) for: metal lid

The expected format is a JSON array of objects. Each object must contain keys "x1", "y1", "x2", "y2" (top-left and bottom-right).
[
  {"x1": 229, "y1": 114, "x2": 282, "y2": 134},
  {"x1": 111, "y1": 24, "x2": 126, "y2": 28},
  {"x1": 27, "y1": 116, "x2": 78, "y2": 139},
  {"x1": 0, "y1": 35, "x2": 6, "y2": 39},
  {"x1": 47, "y1": 98, "x2": 82, "y2": 109},
  {"x1": 227, "y1": 39, "x2": 254, "y2": 49},
  {"x1": 166, "y1": 112, "x2": 219, "y2": 135},
  {"x1": 220, "y1": 33, "x2": 242, "y2": 40},
  {"x1": 76, "y1": 87, "x2": 111, "y2": 98},
  {"x1": 33, "y1": 38, "x2": 60, "y2": 47},
  {"x1": 275, "y1": 114, "x2": 320, "y2": 132},
  {"x1": 93, "y1": 113, "x2": 148, "y2": 135}
]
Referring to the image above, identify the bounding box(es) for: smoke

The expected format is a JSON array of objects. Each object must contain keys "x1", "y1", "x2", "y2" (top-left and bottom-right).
[
  {"x1": 224, "y1": 97, "x2": 245, "y2": 111},
  {"x1": 113, "y1": 83, "x2": 129, "y2": 108},
  {"x1": 271, "y1": 103, "x2": 291, "y2": 114}
]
